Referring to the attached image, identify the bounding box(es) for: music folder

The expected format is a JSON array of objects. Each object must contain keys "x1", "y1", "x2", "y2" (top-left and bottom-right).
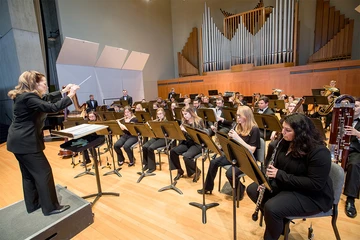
[
  {"x1": 52, "y1": 124, "x2": 108, "y2": 139},
  {"x1": 216, "y1": 131, "x2": 271, "y2": 191}
]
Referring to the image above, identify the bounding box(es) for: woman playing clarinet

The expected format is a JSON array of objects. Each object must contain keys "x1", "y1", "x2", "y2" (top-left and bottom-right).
[
  {"x1": 247, "y1": 113, "x2": 334, "y2": 240},
  {"x1": 170, "y1": 106, "x2": 209, "y2": 182},
  {"x1": 114, "y1": 105, "x2": 138, "y2": 167},
  {"x1": 142, "y1": 108, "x2": 167, "y2": 173},
  {"x1": 7, "y1": 70, "x2": 79, "y2": 216}
]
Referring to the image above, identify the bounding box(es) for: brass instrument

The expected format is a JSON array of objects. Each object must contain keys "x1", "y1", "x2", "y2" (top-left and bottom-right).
[
  {"x1": 318, "y1": 85, "x2": 339, "y2": 116},
  {"x1": 328, "y1": 95, "x2": 355, "y2": 169},
  {"x1": 252, "y1": 138, "x2": 283, "y2": 221}
]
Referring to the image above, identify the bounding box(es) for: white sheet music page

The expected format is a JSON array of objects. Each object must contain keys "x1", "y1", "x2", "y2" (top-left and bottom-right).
[{"x1": 52, "y1": 124, "x2": 108, "y2": 139}]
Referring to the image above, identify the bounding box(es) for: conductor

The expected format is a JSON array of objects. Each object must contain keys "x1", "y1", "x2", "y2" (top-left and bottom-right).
[{"x1": 7, "y1": 70, "x2": 80, "y2": 216}]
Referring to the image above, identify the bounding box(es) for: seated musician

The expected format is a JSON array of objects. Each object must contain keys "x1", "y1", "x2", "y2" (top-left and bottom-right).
[
  {"x1": 135, "y1": 103, "x2": 145, "y2": 112},
  {"x1": 247, "y1": 113, "x2": 334, "y2": 240},
  {"x1": 198, "y1": 106, "x2": 260, "y2": 199},
  {"x1": 209, "y1": 97, "x2": 233, "y2": 134},
  {"x1": 170, "y1": 106, "x2": 209, "y2": 182},
  {"x1": 257, "y1": 96, "x2": 275, "y2": 140},
  {"x1": 86, "y1": 94, "x2": 98, "y2": 113},
  {"x1": 202, "y1": 96, "x2": 214, "y2": 108},
  {"x1": 343, "y1": 97, "x2": 360, "y2": 218},
  {"x1": 142, "y1": 108, "x2": 167, "y2": 173},
  {"x1": 114, "y1": 106, "x2": 138, "y2": 167},
  {"x1": 192, "y1": 98, "x2": 201, "y2": 114}
]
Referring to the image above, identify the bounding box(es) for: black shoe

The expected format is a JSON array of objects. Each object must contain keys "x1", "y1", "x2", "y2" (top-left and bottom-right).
[
  {"x1": 80, "y1": 160, "x2": 91, "y2": 166},
  {"x1": 45, "y1": 205, "x2": 70, "y2": 216},
  {"x1": 238, "y1": 182, "x2": 246, "y2": 201},
  {"x1": 128, "y1": 162, "x2": 135, "y2": 167},
  {"x1": 174, "y1": 169, "x2": 184, "y2": 181},
  {"x1": 146, "y1": 169, "x2": 155, "y2": 174},
  {"x1": 118, "y1": 161, "x2": 124, "y2": 166},
  {"x1": 197, "y1": 189, "x2": 212, "y2": 195},
  {"x1": 345, "y1": 200, "x2": 357, "y2": 218},
  {"x1": 193, "y1": 169, "x2": 201, "y2": 182},
  {"x1": 211, "y1": 154, "x2": 217, "y2": 160},
  {"x1": 142, "y1": 165, "x2": 148, "y2": 171}
]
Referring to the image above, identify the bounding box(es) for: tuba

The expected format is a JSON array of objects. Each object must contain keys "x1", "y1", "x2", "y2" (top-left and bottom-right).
[
  {"x1": 318, "y1": 85, "x2": 339, "y2": 116},
  {"x1": 328, "y1": 95, "x2": 355, "y2": 169}
]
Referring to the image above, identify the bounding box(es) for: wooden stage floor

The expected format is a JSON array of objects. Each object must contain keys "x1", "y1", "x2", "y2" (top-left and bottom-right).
[{"x1": 0, "y1": 138, "x2": 359, "y2": 240}]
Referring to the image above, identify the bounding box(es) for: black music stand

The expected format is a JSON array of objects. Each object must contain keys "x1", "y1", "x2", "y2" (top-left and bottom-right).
[
  {"x1": 93, "y1": 121, "x2": 124, "y2": 177},
  {"x1": 135, "y1": 111, "x2": 152, "y2": 123},
  {"x1": 120, "y1": 100, "x2": 129, "y2": 107},
  {"x1": 310, "y1": 118, "x2": 327, "y2": 140},
  {"x1": 184, "y1": 126, "x2": 221, "y2": 224},
  {"x1": 268, "y1": 99, "x2": 285, "y2": 110},
  {"x1": 57, "y1": 125, "x2": 120, "y2": 206},
  {"x1": 303, "y1": 95, "x2": 329, "y2": 107},
  {"x1": 196, "y1": 108, "x2": 217, "y2": 124},
  {"x1": 265, "y1": 94, "x2": 278, "y2": 100},
  {"x1": 164, "y1": 109, "x2": 175, "y2": 121},
  {"x1": 124, "y1": 123, "x2": 156, "y2": 183},
  {"x1": 311, "y1": 88, "x2": 323, "y2": 96},
  {"x1": 216, "y1": 132, "x2": 271, "y2": 240},
  {"x1": 253, "y1": 113, "x2": 282, "y2": 153},
  {"x1": 149, "y1": 121, "x2": 186, "y2": 195},
  {"x1": 222, "y1": 108, "x2": 237, "y2": 122},
  {"x1": 243, "y1": 96, "x2": 253, "y2": 105}
]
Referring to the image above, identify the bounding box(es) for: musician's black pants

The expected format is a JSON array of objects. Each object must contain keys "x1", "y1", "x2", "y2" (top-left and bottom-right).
[
  {"x1": 142, "y1": 138, "x2": 166, "y2": 171},
  {"x1": 114, "y1": 134, "x2": 138, "y2": 163},
  {"x1": 344, "y1": 151, "x2": 360, "y2": 198},
  {"x1": 247, "y1": 183, "x2": 322, "y2": 240},
  {"x1": 14, "y1": 151, "x2": 60, "y2": 215},
  {"x1": 169, "y1": 141, "x2": 201, "y2": 177}
]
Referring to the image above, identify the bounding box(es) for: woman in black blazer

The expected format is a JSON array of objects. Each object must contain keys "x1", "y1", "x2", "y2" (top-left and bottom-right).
[
  {"x1": 247, "y1": 113, "x2": 334, "y2": 240},
  {"x1": 7, "y1": 70, "x2": 79, "y2": 216}
]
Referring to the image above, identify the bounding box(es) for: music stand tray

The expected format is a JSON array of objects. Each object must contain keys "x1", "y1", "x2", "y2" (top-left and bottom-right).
[
  {"x1": 174, "y1": 107, "x2": 183, "y2": 121},
  {"x1": 184, "y1": 125, "x2": 221, "y2": 224},
  {"x1": 135, "y1": 111, "x2": 152, "y2": 123},
  {"x1": 303, "y1": 96, "x2": 329, "y2": 106},
  {"x1": 268, "y1": 100, "x2": 285, "y2": 110},
  {"x1": 148, "y1": 121, "x2": 185, "y2": 195},
  {"x1": 222, "y1": 108, "x2": 237, "y2": 122},
  {"x1": 196, "y1": 108, "x2": 217, "y2": 123}
]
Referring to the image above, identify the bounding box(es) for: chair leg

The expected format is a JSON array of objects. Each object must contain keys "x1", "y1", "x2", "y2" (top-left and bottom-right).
[
  {"x1": 332, "y1": 206, "x2": 341, "y2": 240},
  {"x1": 259, "y1": 212, "x2": 264, "y2": 227},
  {"x1": 218, "y1": 167, "x2": 222, "y2": 192},
  {"x1": 283, "y1": 221, "x2": 290, "y2": 240}
]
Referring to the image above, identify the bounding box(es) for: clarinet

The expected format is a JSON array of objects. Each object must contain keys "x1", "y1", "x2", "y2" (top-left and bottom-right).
[{"x1": 251, "y1": 138, "x2": 283, "y2": 221}]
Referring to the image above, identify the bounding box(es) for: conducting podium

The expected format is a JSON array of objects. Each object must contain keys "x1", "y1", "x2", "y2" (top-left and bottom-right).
[
  {"x1": 124, "y1": 122, "x2": 157, "y2": 183},
  {"x1": 216, "y1": 131, "x2": 270, "y2": 240},
  {"x1": 149, "y1": 121, "x2": 186, "y2": 195},
  {"x1": 52, "y1": 124, "x2": 120, "y2": 205},
  {"x1": 184, "y1": 125, "x2": 221, "y2": 224}
]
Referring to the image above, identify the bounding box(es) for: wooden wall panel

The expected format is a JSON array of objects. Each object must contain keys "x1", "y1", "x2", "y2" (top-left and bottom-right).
[{"x1": 158, "y1": 60, "x2": 360, "y2": 100}]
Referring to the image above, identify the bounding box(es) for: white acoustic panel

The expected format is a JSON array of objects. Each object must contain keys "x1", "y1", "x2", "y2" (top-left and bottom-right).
[
  {"x1": 57, "y1": 37, "x2": 99, "y2": 66},
  {"x1": 95, "y1": 46, "x2": 129, "y2": 69},
  {"x1": 122, "y1": 51, "x2": 150, "y2": 71}
]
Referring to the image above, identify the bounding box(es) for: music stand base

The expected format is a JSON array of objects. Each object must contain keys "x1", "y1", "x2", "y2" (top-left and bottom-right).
[
  {"x1": 74, "y1": 169, "x2": 95, "y2": 178},
  {"x1": 158, "y1": 184, "x2": 183, "y2": 195},
  {"x1": 83, "y1": 192, "x2": 120, "y2": 206},
  {"x1": 103, "y1": 168, "x2": 122, "y2": 177},
  {"x1": 136, "y1": 172, "x2": 156, "y2": 183},
  {"x1": 189, "y1": 202, "x2": 219, "y2": 224}
]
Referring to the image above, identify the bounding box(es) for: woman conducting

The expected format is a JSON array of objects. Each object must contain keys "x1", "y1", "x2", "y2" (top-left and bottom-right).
[
  {"x1": 247, "y1": 113, "x2": 334, "y2": 240},
  {"x1": 114, "y1": 105, "x2": 138, "y2": 167},
  {"x1": 7, "y1": 70, "x2": 79, "y2": 216},
  {"x1": 142, "y1": 108, "x2": 167, "y2": 173},
  {"x1": 198, "y1": 105, "x2": 260, "y2": 199},
  {"x1": 169, "y1": 106, "x2": 208, "y2": 182}
]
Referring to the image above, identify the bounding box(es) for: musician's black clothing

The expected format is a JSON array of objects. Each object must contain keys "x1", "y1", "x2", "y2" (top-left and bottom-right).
[
  {"x1": 343, "y1": 119, "x2": 360, "y2": 199},
  {"x1": 7, "y1": 91, "x2": 73, "y2": 215},
  {"x1": 86, "y1": 99, "x2": 98, "y2": 113},
  {"x1": 208, "y1": 107, "x2": 233, "y2": 134},
  {"x1": 142, "y1": 138, "x2": 166, "y2": 172},
  {"x1": 247, "y1": 142, "x2": 334, "y2": 240},
  {"x1": 120, "y1": 95, "x2": 133, "y2": 107},
  {"x1": 257, "y1": 107, "x2": 275, "y2": 140},
  {"x1": 113, "y1": 117, "x2": 138, "y2": 164}
]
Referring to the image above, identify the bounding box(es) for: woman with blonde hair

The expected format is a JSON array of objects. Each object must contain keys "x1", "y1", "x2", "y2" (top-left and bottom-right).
[
  {"x1": 198, "y1": 106, "x2": 260, "y2": 200},
  {"x1": 170, "y1": 106, "x2": 209, "y2": 182},
  {"x1": 7, "y1": 70, "x2": 79, "y2": 216}
]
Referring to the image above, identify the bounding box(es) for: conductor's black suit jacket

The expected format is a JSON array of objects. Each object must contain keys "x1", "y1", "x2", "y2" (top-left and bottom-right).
[{"x1": 7, "y1": 91, "x2": 72, "y2": 154}]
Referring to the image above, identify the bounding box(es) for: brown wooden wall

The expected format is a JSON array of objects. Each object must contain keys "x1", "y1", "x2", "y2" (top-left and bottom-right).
[{"x1": 157, "y1": 60, "x2": 360, "y2": 99}]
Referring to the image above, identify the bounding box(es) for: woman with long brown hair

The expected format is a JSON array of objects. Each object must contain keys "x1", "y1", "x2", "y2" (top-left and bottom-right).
[
  {"x1": 7, "y1": 70, "x2": 79, "y2": 216},
  {"x1": 114, "y1": 105, "x2": 138, "y2": 167},
  {"x1": 169, "y1": 106, "x2": 209, "y2": 182}
]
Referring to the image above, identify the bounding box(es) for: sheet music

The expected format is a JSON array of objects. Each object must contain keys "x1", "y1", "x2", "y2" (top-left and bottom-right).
[{"x1": 52, "y1": 124, "x2": 108, "y2": 139}]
